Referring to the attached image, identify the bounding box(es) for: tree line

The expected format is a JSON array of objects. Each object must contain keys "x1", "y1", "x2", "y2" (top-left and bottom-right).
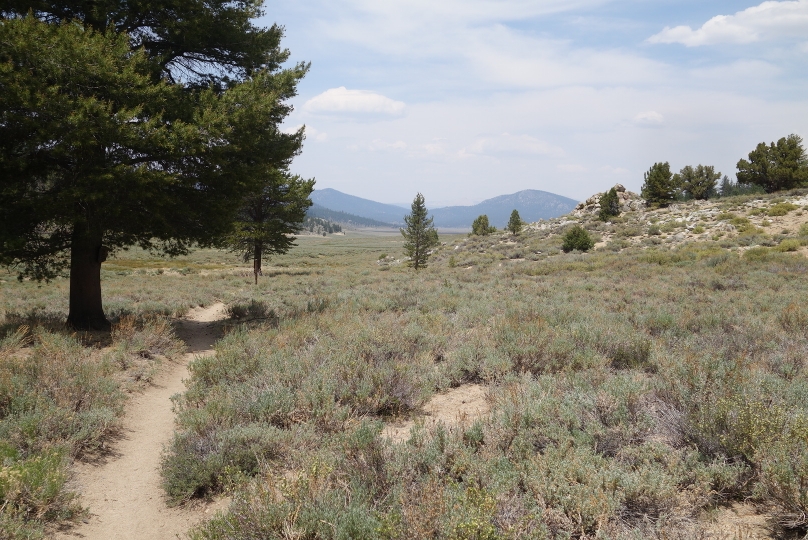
[
  {"x1": 642, "y1": 134, "x2": 808, "y2": 207},
  {"x1": 0, "y1": 3, "x2": 314, "y2": 327},
  {"x1": 400, "y1": 194, "x2": 527, "y2": 270},
  {"x1": 304, "y1": 217, "x2": 343, "y2": 236}
]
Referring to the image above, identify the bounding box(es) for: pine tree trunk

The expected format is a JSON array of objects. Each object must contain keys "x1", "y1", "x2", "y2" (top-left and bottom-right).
[
  {"x1": 66, "y1": 222, "x2": 110, "y2": 331},
  {"x1": 253, "y1": 242, "x2": 263, "y2": 285}
]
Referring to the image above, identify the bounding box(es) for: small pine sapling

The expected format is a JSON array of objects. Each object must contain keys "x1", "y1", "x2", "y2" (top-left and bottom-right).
[
  {"x1": 598, "y1": 188, "x2": 620, "y2": 221},
  {"x1": 401, "y1": 193, "x2": 439, "y2": 270},
  {"x1": 507, "y1": 210, "x2": 524, "y2": 235}
]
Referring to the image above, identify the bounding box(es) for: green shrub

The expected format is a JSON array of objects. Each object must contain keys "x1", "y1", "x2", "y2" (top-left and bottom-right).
[
  {"x1": 778, "y1": 303, "x2": 808, "y2": 333},
  {"x1": 776, "y1": 239, "x2": 802, "y2": 252},
  {"x1": 767, "y1": 202, "x2": 799, "y2": 216},
  {"x1": 561, "y1": 225, "x2": 594, "y2": 252},
  {"x1": 227, "y1": 299, "x2": 277, "y2": 322},
  {"x1": 0, "y1": 446, "x2": 77, "y2": 525},
  {"x1": 743, "y1": 247, "x2": 772, "y2": 262},
  {"x1": 758, "y1": 417, "x2": 808, "y2": 529},
  {"x1": 0, "y1": 325, "x2": 163, "y2": 535},
  {"x1": 660, "y1": 221, "x2": 680, "y2": 233},
  {"x1": 616, "y1": 224, "x2": 642, "y2": 238}
]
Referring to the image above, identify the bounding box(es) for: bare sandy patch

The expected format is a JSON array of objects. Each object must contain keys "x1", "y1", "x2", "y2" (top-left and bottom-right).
[
  {"x1": 703, "y1": 503, "x2": 776, "y2": 540},
  {"x1": 384, "y1": 384, "x2": 490, "y2": 443}
]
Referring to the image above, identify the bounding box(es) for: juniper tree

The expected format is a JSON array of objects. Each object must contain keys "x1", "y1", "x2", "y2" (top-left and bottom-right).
[
  {"x1": 0, "y1": 3, "x2": 308, "y2": 329},
  {"x1": 507, "y1": 210, "x2": 523, "y2": 235},
  {"x1": 401, "y1": 193, "x2": 438, "y2": 271}
]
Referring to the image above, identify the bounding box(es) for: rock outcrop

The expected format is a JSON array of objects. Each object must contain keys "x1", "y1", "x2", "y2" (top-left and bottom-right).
[{"x1": 573, "y1": 184, "x2": 645, "y2": 217}]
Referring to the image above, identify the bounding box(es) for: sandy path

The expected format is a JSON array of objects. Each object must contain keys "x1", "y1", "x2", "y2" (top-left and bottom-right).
[{"x1": 55, "y1": 303, "x2": 228, "y2": 540}]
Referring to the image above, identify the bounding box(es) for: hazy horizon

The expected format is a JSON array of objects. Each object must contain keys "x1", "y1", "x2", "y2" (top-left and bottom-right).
[{"x1": 265, "y1": 1, "x2": 807, "y2": 206}]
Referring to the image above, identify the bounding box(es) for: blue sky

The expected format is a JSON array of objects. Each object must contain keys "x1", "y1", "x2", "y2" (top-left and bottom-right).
[{"x1": 261, "y1": 1, "x2": 808, "y2": 206}]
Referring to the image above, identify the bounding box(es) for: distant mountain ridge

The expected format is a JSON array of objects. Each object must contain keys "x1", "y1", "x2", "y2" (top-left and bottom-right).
[
  {"x1": 310, "y1": 189, "x2": 407, "y2": 225},
  {"x1": 310, "y1": 188, "x2": 578, "y2": 229},
  {"x1": 430, "y1": 190, "x2": 578, "y2": 228},
  {"x1": 307, "y1": 204, "x2": 395, "y2": 228}
]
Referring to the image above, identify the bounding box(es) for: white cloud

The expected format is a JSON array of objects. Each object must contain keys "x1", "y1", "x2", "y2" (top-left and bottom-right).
[
  {"x1": 466, "y1": 133, "x2": 563, "y2": 157},
  {"x1": 648, "y1": 0, "x2": 808, "y2": 46},
  {"x1": 349, "y1": 139, "x2": 407, "y2": 151},
  {"x1": 557, "y1": 164, "x2": 587, "y2": 173},
  {"x1": 347, "y1": 0, "x2": 609, "y2": 23},
  {"x1": 634, "y1": 111, "x2": 665, "y2": 126},
  {"x1": 422, "y1": 142, "x2": 446, "y2": 155},
  {"x1": 468, "y1": 26, "x2": 668, "y2": 89},
  {"x1": 304, "y1": 87, "x2": 405, "y2": 115},
  {"x1": 271, "y1": 0, "x2": 808, "y2": 204},
  {"x1": 307, "y1": 126, "x2": 329, "y2": 142}
]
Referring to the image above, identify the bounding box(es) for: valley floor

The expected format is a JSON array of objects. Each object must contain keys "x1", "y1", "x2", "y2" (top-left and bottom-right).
[{"x1": 3, "y1": 190, "x2": 808, "y2": 539}]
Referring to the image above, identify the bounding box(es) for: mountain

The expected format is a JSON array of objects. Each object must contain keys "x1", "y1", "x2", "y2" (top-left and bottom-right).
[
  {"x1": 430, "y1": 190, "x2": 578, "y2": 228},
  {"x1": 307, "y1": 204, "x2": 396, "y2": 228},
  {"x1": 310, "y1": 188, "x2": 407, "y2": 225},
  {"x1": 309, "y1": 188, "x2": 578, "y2": 229}
]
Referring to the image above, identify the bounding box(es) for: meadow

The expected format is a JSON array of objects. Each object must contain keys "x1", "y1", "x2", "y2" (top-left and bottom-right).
[{"x1": 3, "y1": 193, "x2": 808, "y2": 539}]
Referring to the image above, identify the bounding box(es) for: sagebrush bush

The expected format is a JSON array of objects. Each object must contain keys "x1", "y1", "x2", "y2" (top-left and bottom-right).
[{"x1": 0, "y1": 316, "x2": 184, "y2": 536}]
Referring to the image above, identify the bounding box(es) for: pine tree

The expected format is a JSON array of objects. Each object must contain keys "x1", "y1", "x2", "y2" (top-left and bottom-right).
[
  {"x1": 641, "y1": 162, "x2": 675, "y2": 207},
  {"x1": 401, "y1": 193, "x2": 439, "y2": 271},
  {"x1": 598, "y1": 188, "x2": 620, "y2": 221},
  {"x1": 218, "y1": 171, "x2": 314, "y2": 284},
  {"x1": 507, "y1": 210, "x2": 523, "y2": 235},
  {"x1": 0, "y1": 5, "x2": 307, "y2": 329},
  {"x1": 472, "y1": 215, "x2": 496, "y2": 236},
  {"x1": 737, "y1": 134, "x2": 808, "y2": 193},
  {"x1": 676, "y1": 165, "x2": 720, "y2": 200}
]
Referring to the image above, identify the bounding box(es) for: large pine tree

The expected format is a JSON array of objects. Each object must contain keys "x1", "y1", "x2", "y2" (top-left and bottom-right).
[
  {"x1": 737, "y1": 134, "x2": 808, "y2": 193},
  {"x1": 401, "y1": 193, "x2": 439, "y2": 271},
  {"x1": 0, "y1": 3, "x2": 308, "y2": 329}
]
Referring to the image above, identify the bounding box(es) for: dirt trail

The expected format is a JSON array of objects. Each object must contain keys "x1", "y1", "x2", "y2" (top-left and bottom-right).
[{"x1": 55, "y1": 303, "x2": 228, "y2": 540}]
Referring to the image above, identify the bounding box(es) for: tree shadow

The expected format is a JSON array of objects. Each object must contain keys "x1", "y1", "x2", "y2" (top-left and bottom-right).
[{"x1": 172, "y1": 318, "x2": 224, "y2": 353}]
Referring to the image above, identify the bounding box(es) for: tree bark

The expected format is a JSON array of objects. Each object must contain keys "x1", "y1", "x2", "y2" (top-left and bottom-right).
[
  {"x1": 253, "y1": 242, "x2": 263, "y2": 285},
  {"x1": 66, "y1": 222, "x2": 110, "y2": 331}
]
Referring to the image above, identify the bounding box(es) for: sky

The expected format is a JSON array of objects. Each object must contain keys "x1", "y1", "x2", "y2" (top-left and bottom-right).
[{"x1": 261, "y1": 1, "x2": 808, "y2": 207}]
